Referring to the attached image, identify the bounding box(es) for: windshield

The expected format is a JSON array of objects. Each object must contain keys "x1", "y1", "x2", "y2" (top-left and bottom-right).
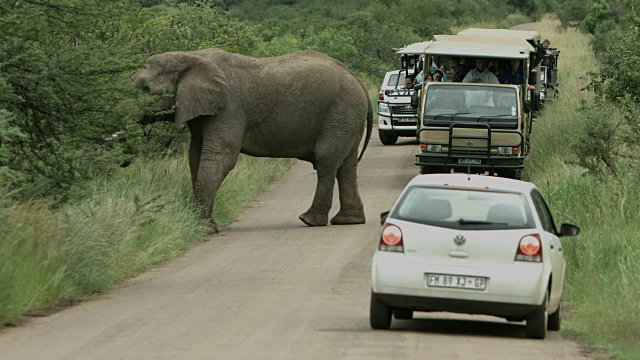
[
  {"x1": 424, "y1": 84, "x2": 518, "y2": 121},
  {"x1": 391, "y1": 186, "x2": 535, "y2": 230}
]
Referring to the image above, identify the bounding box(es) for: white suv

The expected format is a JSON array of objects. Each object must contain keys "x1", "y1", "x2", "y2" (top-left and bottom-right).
[{"x1": 377, "y1": 69, "x2": 418, "y2": 145}]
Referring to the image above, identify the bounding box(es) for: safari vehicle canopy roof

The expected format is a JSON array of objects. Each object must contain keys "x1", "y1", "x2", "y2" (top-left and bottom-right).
[
  {"x1": 394, "y1": 41, "x2": 432, "y2": 55},
  {"x1": 457, "y1": 28, "x2": 541, "y2": 43},
  {"x1": 432, "y1": 34, "x2": 535, "y2": 52},
  {"x1": 423, "y1": 41, "x2": 529, "y2": 60}
]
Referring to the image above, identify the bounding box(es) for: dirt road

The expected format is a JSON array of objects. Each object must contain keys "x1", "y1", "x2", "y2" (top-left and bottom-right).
[{"x1": 0, "y1": 135, "x2": 591, "y2": 359}]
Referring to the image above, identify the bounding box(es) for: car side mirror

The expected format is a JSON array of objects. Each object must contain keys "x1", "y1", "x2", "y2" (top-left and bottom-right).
[
  {"x1": 380, "y1": 211, "x2": 390, "y2": 225},
  {"x1": 411, "y1": 93, "x2": 419, "y2": 108},
  {"x1": 559, "y1": 223, "x2": 580, "y2": 237}
]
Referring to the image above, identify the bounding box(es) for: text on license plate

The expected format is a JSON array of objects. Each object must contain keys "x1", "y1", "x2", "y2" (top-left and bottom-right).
[
  {"x1": 426, "y1": 273, "x2": 487, "y2": 290},
  {"x1": 396, "y1": 118, "x2": 416, "y2": 122},
  {"x1": 458, "y1": 158, "x2": 481, "y2": 165}
]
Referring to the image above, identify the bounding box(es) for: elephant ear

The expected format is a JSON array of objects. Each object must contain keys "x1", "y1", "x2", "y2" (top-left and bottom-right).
[{"x1": 175, "y1": 54, "x2": 229, "y2": 126}]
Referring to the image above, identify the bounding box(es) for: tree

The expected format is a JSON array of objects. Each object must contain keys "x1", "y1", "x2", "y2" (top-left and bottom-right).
[{"x1": 0, "y1": 1, "x2": 146, "y2": 199}]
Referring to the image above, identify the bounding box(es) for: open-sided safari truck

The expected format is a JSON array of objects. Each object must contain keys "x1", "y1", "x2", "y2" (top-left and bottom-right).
[
  {"x1": 540, "y1": 48, "x2": 560, "y2": 105},
  {"x1": 413, "y1": 36, "x2": 541, "y2": 180},
  {"x1": 377, "y1": 41, "x2": 431, "y2": 145}
]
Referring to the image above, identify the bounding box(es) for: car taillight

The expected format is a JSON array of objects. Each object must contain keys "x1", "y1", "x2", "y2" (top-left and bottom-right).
[
  {"x1": 378, "y1": 90, "x2": 385, "y2": 101},
  {"x1": 379, "y1": 224, "x2": 404, "y2": 253},
  {"x1": 515, "y1": 234, "x2": 542, "y2": 262}
]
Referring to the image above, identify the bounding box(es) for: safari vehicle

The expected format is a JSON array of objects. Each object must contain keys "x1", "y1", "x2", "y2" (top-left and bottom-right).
[
  {"x1": 540, "y1": 48, "x2": 560, "y2": 105},
  {"x1": 413, "y1": 37, "x2": 541, "y2": 180},
  {"x1": 377, "y1": 41, "x2": 431, "y2": 145},
  {"x1": 377, "y1": 69, "x2": 417, "y2": 145}
]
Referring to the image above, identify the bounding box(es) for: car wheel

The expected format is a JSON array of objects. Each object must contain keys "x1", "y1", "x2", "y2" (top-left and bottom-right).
[
  {"x1": 498, "y1": 169, "x2": 522, "y2": 180},
  {"x1": 548, "y1": 300, "x2": 561, "y2": 331},
  {"x1": 378, "y1": 131, "x2": 398, "y2": 145},
  {"x1": 394, "y1": 308, "x2": 413, "y2": 320},
  {"x1": 370, "y1": 293, "x2": 392, "y2": 329},
  {"x1": 526, "y1": 291, "x2": 548, "y2": 339},
  {"x1": 420, "y1": 166, "x2": 434, "y2": 175}
]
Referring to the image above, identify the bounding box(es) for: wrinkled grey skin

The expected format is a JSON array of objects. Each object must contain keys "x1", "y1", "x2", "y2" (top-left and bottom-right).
[{"x1": 131, "y1": 49, "x2": 373, "y2": 232}]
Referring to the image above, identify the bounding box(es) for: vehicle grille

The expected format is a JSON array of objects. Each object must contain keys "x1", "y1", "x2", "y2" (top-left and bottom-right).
[{"x1": 389, "y1": 104, "x2": 416, "y2": 116}]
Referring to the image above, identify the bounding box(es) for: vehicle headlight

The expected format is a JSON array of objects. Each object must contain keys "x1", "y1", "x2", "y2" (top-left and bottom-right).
[
  {"x1": 379, "y1": 103, "x2": 389, "y2": 113},
  {"x1": 498, "y1": 147, "x2": 514, "y2": 155},
  {"x1": 427, "y1": 144, "x2": 441, "y2": 153}
]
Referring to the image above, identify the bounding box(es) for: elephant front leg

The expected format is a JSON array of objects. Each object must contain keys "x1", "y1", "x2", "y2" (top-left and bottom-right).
[
  {"x1": 193, "y1": 148, "x2": 240, "y2": 234},
  {"x1": 330, "y1": 150, "x2": 366, "y2": 225}
]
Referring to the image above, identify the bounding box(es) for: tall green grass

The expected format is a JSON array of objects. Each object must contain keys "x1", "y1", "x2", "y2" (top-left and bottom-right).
[
  {"x1": 0, "y1": 154, "x2": 294, "y2": 325},
  {"x1": 527, "y1": 18, "x2": 640, "y2": 357}
]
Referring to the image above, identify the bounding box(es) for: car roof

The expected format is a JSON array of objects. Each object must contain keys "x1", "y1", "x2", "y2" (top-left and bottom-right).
[
  {"x1": 424, "y1": 41, "x2": 530, "y2": 59},
  {"x1": 457, "y1": 28, "x2": 541, "y2": 42},
  {"x1": 395, "y1": 41, "x2": 433, "y2": 55},
  {"x1": 406, "y1": 174, "x2": 536, "y2": 194},
  {"x1": 385, "y1": 69, "x2": 414, "y2": 76},
  {"x1": 432, "y1": 34, "x2": 535, "y2": 52}
]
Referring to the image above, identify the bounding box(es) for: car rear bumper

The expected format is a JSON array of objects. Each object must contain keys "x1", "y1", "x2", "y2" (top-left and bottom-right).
[{"x1": 372, "y1": 292, "x2": 541, "y2": 318}]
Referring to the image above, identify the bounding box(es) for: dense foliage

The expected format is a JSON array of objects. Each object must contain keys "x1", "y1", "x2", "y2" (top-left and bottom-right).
[{"x1": 558, "y1": 0, "x2": 640, "y2": 180}]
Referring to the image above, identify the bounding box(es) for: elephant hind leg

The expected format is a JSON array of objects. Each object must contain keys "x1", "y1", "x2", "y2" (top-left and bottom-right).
[
  {"x1": 299, "y1": 152, "x2": 339, "y2": 227},
  {"x1": 330, "y1": 148, "x2": 366, "y2": 225}
]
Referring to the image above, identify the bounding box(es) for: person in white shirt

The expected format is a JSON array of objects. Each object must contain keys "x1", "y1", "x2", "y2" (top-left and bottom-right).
[
  {"x1": 463, "y1": 58, "x2": 499, "y2": 106},
  {"x1": 463, "y1": 58, "x2": 499, "y2": 84}
]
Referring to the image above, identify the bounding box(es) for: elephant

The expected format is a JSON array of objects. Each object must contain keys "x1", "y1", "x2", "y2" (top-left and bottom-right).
[{"x1": 131, "y1": 48, "x2": 373, "y2": 232}]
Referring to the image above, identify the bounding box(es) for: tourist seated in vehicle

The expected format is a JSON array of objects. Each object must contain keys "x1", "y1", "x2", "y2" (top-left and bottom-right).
[
  {"x1": 499, "y1": 59, "x2": 535, "y2": 90},
  {"x1": 432, "y1": 69, "x2": 444, "y2": 82},
  {"x1": 404, "y1": 77, "x2": 414, "y2": 89},
  {"x1": 450, "y1": 57, "x2": 470, "y2": 82},
  {"x1": 463, "y1": 58, "x2": 499, "y2": 84}
]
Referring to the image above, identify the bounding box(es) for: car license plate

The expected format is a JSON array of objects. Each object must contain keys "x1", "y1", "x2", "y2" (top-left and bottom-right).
[
  {"x1": 396, "y1": 118, "x2": 416, "y2": 123},
  {"x1": 426, "y1": 273, "x2": 487, "y2": 290},
  {"x1": 458, "y1": 158, "x2": 481, "y2": 165}
]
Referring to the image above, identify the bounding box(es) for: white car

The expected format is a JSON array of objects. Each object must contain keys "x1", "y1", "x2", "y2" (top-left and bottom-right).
[
  {"x1": 377, "y1": 69, "x2": 418, "y2": 145},
  {"x1": 370, "y1": 174, "x2": 580, "y2": 339}
]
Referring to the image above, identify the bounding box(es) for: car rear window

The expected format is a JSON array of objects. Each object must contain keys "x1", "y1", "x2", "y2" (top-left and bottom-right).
[
  {"x1": 391, "y1": 186, "x2": 535, "y2": 230},
  {"x1": 386, "y1": 73, "x2": 406, "y2": 87}
]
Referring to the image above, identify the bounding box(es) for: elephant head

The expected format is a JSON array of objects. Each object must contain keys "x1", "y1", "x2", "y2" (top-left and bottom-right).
[{"x1": 132, "y1": 51, "x2": 230, "y2": 126}]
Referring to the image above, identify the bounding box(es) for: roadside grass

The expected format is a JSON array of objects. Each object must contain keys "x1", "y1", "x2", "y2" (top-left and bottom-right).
[
  {"x1": 527, "y1": 17, "x2": 640, "y2": 357},
  {"x1": 0, "y1": 154, "x2": 294, "y2": 325}
]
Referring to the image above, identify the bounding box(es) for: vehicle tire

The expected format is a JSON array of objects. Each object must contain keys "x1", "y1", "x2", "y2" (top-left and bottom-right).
[
  {"x1": 378, "y1": 131, "x2": 398, "y2": 145},
  {"x1": 548, "y1": 300, "x2": 561, "y2": 331},
  {"x1": 526, "y1": 291, "x2": 548, "y2": 339},
  {"x1": 370, "y1": 293, "x2": 392, "y2": 330},
  {"x1": 498, "y1": 169, "x2": 522, "y2": 180},
  {"x1": 420, "y1": 166, "x2": 434, "y2": 175},
  {"x1": 394, "y1": 308, "x2": 413, "y2": 320}
]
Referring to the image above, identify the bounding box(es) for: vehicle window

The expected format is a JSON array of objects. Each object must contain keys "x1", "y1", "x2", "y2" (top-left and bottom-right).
[
  {"x1": 386, "y1": 73, "x2": 406, "y2": 87},
  {"x1": 424, "y1": 84, "x2": 518, "y2": 120},
  {"x1": 392, "y1": 186, "x2": 535, "y2": 230},
  {"x1": 530, "y1": 190, "x2": 557, "y2": 234}
]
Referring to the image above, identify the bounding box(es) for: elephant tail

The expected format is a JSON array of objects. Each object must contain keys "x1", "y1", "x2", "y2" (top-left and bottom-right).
[{"x1": 358, "y1": 96, "x2": 373, "y2": 162}]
